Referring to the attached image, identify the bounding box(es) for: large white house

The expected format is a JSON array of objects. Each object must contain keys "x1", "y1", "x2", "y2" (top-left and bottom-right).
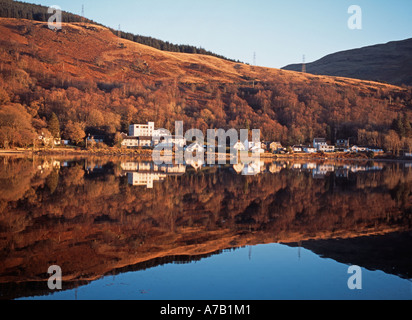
[
  {"x1": 122, "y1": 122, "x2": 186, "y2": 149},
  {"x1": 313, "y1": 138, "x2": 335, "y2": 152},
  {"x1": 129, "y1": 122, "x2": 155, "y2": 137}
]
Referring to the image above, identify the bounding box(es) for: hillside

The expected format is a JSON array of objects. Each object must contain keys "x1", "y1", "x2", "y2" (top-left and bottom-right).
[
  {"x1": 0, "y1": 0, "x2": 237, "y2": 61},
  {"x1": 282, "y1": 38, "x2": 412, "y2": 87},
  {"x1": 0, "y1": 18, "x2": 411, "y2": 151}
]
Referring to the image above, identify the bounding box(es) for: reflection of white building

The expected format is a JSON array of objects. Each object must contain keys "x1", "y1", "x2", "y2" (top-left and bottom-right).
[
  {"x1": 269, "y1": 162, "x2": 286, "y2": 173},
  {"x1": 303, "y1": 162, "x2": 317, "y2": 170},
  {"x1": 312, "y1": 164, "x2": 335, "y2": 178},
  {"x1": 127, "y1": 172, "x2": 166, "y2": 189},
  {"x1": 123, "y1": 162, "x2": 186, "y2": 188},
  {"x1": 233, "y1": 163, "x2": 245, "y2": 174},
  {"x1": 242, "y1": 159, "x2": 265, "y2": 176},
  {"x1": 185, "y1": 158, "x2": 205, "y2": 170}
]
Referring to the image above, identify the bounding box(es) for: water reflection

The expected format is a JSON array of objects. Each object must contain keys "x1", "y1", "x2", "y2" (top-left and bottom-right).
[
  {"x1": 121, "y1": 160, "x2": 387, "y2": 189},
  {"x1": 0, "y1": 156, "x2": 411, "y2": 299}
]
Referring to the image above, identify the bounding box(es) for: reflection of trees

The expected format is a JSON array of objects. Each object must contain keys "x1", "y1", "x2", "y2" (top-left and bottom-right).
[
  {"x1": 45, "y1": 169, "x2": 59, "y2": 194},
  {"x1": 0, "y1": 157, "x2": 411, "y2": 298}
]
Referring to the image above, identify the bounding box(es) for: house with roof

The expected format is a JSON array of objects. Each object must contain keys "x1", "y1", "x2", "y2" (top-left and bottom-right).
[
  {"x1": 122, "y1": 136, "x2": 153, "y2": 148},
  {"x1": 313, "y1": 138, "x2": 335, "y2": 152},
  {"x1": 268, "y1": 142, "x2": 282, "y2": 152},
  {"x1": 185, "y1": 142, "x2": 205, "y2": 153},
  {"x1": 336, "y1": 139, "x2": 350, "y2": 148},
  {"x1": 292, "y1": 145, "x2": 305, "y2": 153},
  {"x1": 232, "y1": 141, "x2": 246, "y2": 151},
  {"x1": 313, "y1": 138, "x2": 327, "y2": 149},
  {"x1": 303, "y1": 146, "x2": 317, "y2": 153},
  {"x1": 249, "y1": 143, "x2": 265, "y2": 153}
]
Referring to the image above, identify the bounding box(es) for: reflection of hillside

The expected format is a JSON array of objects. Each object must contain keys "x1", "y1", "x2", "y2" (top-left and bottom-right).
[
  {"x1": 0, "y1": 157, "x2": 411, "y2": 299},
  {"x1": 286, "y1": 231, "x2": 412, "y2": 280}
]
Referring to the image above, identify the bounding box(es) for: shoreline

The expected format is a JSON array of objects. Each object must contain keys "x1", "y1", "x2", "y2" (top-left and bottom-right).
[{"x1": 1, "y1": 148, "x2": 412, "y2": 163}]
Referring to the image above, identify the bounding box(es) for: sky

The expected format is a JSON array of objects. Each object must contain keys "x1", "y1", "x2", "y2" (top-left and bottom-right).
[{"x1": 25, "y1": 0, "x2": 412, "y2": 68}]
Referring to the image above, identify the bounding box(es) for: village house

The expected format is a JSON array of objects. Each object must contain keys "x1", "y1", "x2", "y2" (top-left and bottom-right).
[
  {"x1": 185, "y1": 142, "x2": 205, "y2": 153},
  {"x1": 318, "y1": 144, "x2": 335, "y2": 152},
  {"x1": 336, "y1": 139, "x2": 350, "y2": 148},
  {"x1": 313, "y1": 138, "x2": 335, "y2": 152},
  {"x1": 232, "y1": 141, "x2": 246, "y2": 151},
  {"x1": 87, "y1": 135, "x2": 105, "y2": 144},
  {"x1": 350, "y1": 145, "x2": 368, "y2": 153},
  {"x1": 292, "y1": 145, "x2": 304, "y2": 153},
  {"x1": 122, "y1": 136, "x2": 152, "y2": 148},
  {"x1": 367, "y1": 147, "x2": 384, "y2": 153},
  {"x1": 248, "y1": 141, "x2": 265, "y2": 153},
  {"x1": 269, "y1": 142, "x2": 282, "y2": 152},
  {"x1": 303, "y1": 146, "x2": 317, "y2": 153},
  {"x1": 313, "y1": 138, "x2": 327, "y2": 149}
]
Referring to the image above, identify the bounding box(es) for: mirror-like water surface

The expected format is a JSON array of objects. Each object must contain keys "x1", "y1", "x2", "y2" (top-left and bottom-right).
[{"x1": 0, "y1": 156, "x2": 411, "y2": 300}]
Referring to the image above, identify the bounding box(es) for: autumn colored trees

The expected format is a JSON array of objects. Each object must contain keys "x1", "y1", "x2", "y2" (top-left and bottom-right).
[
  {"x1": 0, "y1": 18, "x2": 411, "y2": 151},
  {"x1": 0, "y1": 103, "x2": 36, "y2": 148}
]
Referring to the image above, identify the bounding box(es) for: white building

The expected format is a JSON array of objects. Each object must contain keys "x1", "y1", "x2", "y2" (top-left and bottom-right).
[
  {"x1": 129, "y1": 122, "x2": 155, "y2": 137},
  {"x1": 313, "y1": 138, "x2": 334, "y2": 152},
  {"x1": 318, "y1": 144, "x2": 335, "y2": 153},
  {"x1": 313, "y1": 138, "x2": 327, "y2": 149},
  {"x1": 303, "y1": 147, "x2": 317, "y2": 153},
  {"x1": 185, "y1": 142, "x2": 205, "y2": 153},
  {"x1": 350, "y1": 146, "x2": 367, "y2": 153},
  {"x1": 250, "y1": 144, "x2": 265, "y2": 153},
  {"x1": 292, "y1": 146, "x2": 304, "y2": 153},
  {"x1": 232, "y1": 141, "x2": 246, "y2": 151},
  {"x1": 121, "y1": 136, "x2": 152, "y2": 148}
]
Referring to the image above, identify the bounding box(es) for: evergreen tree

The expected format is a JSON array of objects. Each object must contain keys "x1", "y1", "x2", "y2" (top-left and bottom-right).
[
  {"x1": 48, "y1": 113, "x2": 60, "y2": 138},
  {"x1": 402, "y1": 113, "x2": 411, "y2": 137}
]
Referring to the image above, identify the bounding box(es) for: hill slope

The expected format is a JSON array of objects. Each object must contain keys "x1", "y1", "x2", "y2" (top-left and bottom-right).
[
  {"x1": 282, "y1": 38, "x2": 412, "y2": 86},
  {"x1": 0, "y1": 18, "x2": 411, "y2": 150},
  {"x1": 0, "y1": 0, "x2": 237, "y2": 62}
]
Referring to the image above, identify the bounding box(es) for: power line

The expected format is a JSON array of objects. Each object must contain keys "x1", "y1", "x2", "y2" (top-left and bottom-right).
[{"x1": 302, "y1": 54, "x2": 306, "y2": 73}]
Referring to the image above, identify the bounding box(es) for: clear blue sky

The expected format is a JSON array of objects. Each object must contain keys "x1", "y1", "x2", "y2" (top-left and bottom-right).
[{"x1": 25, "y1": 0, "x2": 412, "y2": 68}]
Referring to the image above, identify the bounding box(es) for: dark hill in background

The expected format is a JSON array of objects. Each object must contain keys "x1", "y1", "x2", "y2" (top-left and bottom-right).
[{"x1": 282, "y1": 38, "x2": 412, "y2": 86}]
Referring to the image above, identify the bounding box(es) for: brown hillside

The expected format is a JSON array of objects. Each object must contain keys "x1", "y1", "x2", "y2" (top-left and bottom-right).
[
  {"x1": 1, "y1": 18, "x2": 405, "y2": 88},
  {"x1": 0, "y1": 18, "x2": 411, "y2": 148}
]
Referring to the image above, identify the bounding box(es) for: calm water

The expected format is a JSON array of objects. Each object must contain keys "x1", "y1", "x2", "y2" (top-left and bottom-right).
[{"x1": 0, "y1": 156, "x2": 411, "y2": 300}]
